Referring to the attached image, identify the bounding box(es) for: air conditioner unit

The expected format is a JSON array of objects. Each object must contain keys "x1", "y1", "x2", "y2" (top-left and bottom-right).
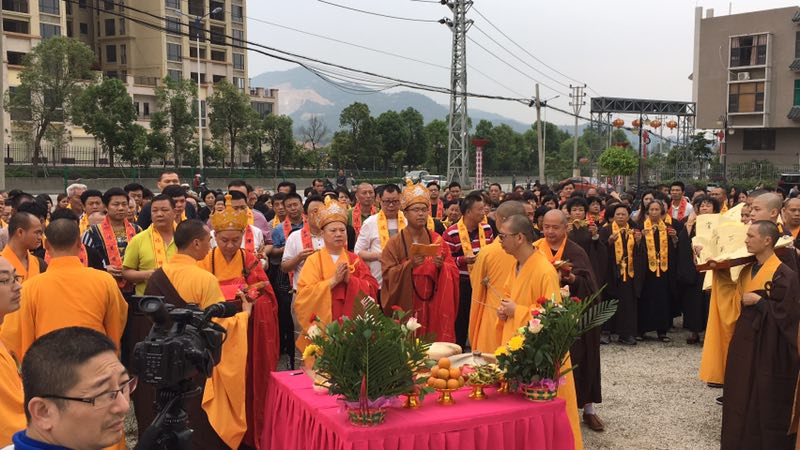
[{"x1": 737, "y1": 72, "x2": 751, "y2": 81}]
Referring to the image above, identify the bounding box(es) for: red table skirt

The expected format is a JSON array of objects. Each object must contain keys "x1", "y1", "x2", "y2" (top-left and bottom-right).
[{"x1": 260, "y1": 371, "x2": 575, "y2": 450}]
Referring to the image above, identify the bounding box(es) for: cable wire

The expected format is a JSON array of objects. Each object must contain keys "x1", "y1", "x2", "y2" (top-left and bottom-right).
[{"x1": 316, "y1": 0, "x2": 442, "y2": 23}]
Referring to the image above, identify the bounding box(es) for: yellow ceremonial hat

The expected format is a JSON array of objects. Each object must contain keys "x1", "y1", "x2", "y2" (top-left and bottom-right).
[
  {"x1": 401, "y1": 178, "x2": 431, "y2": 210},
  {"x1": 317, "y1": 196, "x2": 348, "y2": 229},
  {"x1": 210, "y1": 194, "x2": 248, "y2": 232}
]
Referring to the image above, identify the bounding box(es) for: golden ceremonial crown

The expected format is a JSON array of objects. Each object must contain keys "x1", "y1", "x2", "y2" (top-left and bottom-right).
[
  {"x1": 210, "y1": 194, "x2": 248, "y2": 232},
  {"x1": 401, "y1": 178, "x2": 431, "y2": 210},
  {"x1": 317, "y1": 196, "x2": 348, "y2": 229}
]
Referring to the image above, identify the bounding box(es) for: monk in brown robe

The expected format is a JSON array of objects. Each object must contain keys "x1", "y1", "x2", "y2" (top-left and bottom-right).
[
  {"x1": 381, "y1": 181, "x2": 459, "y2": 342},
  {"x1": 721, "y1": 220, "x2": 800, "y2": 450}
]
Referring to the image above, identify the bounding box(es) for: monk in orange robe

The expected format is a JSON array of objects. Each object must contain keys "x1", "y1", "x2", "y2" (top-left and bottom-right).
[
  {"x1": 497, "y1": 214, "x2": 583, "y2": 450},
  {"x1": 381, "y1": 181, "x2": 459, "y2": 342},
  {"x1": 468, "y1": 200, "x2": 525, "y2": 353},
  {"x1": 199, "y1": 195, "x2": 279, "y2": 447},
  {"x1": 0, "y1": 211, "x2": 45, "y2": 284},
  {"x1": 0, "y1": 256, "x2": 25, "y2": 446},
  {"x1": 294, "y1": 198, "x2": 378, "y2": 351}
]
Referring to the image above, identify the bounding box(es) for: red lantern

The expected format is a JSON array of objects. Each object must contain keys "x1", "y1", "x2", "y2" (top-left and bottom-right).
[
  {"x1": 631, "y1": 119, "x2": 641, "y2": 128},
  {"x1": 666, "y1": 120, "x2": 678, "y2": 130},
  {"x1": 612, "y1": 118, "x2": 624, "y2": 128},
  {"x1": 650, "y1": 119, "x2": 662, "y2": 129}
]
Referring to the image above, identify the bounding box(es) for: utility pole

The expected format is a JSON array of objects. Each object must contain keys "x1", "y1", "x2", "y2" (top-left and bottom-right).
[
  {"x1": 569, "y1": 84, "x2": 586, "y2": 178},
  {"x1": 443, "y1": 0, "x2": 473, "y2": 187},
  {"x1": 535, "y1": 84, "x2": 544, "y2": 183},
  {"x1": 0, "y1": 5, "x2": 5, "y2": 190}
]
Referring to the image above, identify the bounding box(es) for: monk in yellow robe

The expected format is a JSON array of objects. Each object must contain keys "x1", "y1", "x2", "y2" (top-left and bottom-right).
[
  {"x1": 0, "y1": 211, "x2": 45, "y2": 284},
  {"x1": 469, "y1": 200, "x2": 525, "y2": 353},
  {"x1": 0, "y1": 217, "x2": 128, "y2": 361},
  {"x1": 0, "y1": 256, "x2": 25, "y2": 446},
  {"x1": 137, "y1": 219, "x2": 251, "y2": 450},
  {"x1": 294, "y1": 198, "x2": 379, "y2": 352},
  {"x1": 497, "y1": 214, "x2": 583, "y2": 450}
]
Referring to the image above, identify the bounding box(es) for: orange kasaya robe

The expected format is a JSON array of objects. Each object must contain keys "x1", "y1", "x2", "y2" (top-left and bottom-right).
[
  {"x1": 380, "y1": 227, "x2": 459, "y2": 342},
  {"x1": 699, "y1": 268, "x2": 739, "y2": 384},
  {"x1": 0, "y1": 246, "x2": 41, "y2": 284},
  {"x1": 198, "y1": 247, "x2": 280, "y2": 448},
  {"x1": 294, "y1": 247, "x2": 379, "y2": 351},
  {"x1": 0, "y1": 256, "x2": 127, "y2": 361},
  {"x1": 502, "y1": 251, "x2": 583, "y2": 450},
  {"x1": 468, "y1": 239, "x2": 516, "y2": 353},
  {"x1": 0, "y1": 339, "x2": 25, "y2": 447}
]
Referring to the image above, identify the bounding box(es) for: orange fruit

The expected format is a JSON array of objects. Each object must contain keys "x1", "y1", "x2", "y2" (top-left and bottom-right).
[
  {"x1": 433, "y1": 378, "x2": 447, "y2": 389},
  {"x1": 449, "y1": 367, "x2": 461, "y2": 379},
  {"x1": 427, "y1": 377, "x2": 437, "y2": 387},
  {"x1": 457, "y1": 376, "x2": 465, "y2": 387},
  {"x1": 446, "y1": 378, "x2": 460, "y2": 389},
  {"x1": 438, "y1": 368, "x2": 451, "y2": 380},
  {"x1": 438, "y1": 357, "x2": 451, "y2": 369}
]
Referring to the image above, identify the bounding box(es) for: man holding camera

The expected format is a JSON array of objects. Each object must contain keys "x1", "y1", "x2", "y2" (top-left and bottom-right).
[
  {"x1": 4, "y1": 327, "x2": 131, "y2": 450},
  {"x1": 138, "y1": 219, "x2": 252, "y2": 450}
]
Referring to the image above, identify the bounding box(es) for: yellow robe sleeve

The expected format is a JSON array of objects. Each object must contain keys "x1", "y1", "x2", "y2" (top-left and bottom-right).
[
  {"x1": 0, "y1": 285, "x2": 37, "y2": 360},
  {"x1": 293, "y1": 252, "x2": 334, "y2": 351},
  {"x1": 103, "y1": 277, "x2": 129, "y2": 350},
  {"x1": 0, "y1": 342, "x2": 25, "y2": 446},
  {"x1": 468, "y1": 247, "x2": 490, "y2": 349},
  {"x1": 699, "y1": 269, "x2": 738, "y2": 384}
]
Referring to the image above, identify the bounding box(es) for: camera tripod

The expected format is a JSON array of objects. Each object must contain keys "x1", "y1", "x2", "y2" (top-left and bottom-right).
[{"x1": 134, "y1": 380, "x2": 200, "y2": 450}]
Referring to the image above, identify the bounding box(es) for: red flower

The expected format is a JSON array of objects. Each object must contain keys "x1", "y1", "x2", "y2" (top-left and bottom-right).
[
  {"x1": 309, "y1": 313, "x2": 319, "y2": 324},
  {"x1": 571, "y1": 296, "x2": 582, "y2": 303},
  {"x1": 390, "y1": 305, "x2": 403, "y2": 312},
  {"x1": 536, "y1": 296, "x2": 547, "y2": 305},
  {"x1": 532, "y1": 309, "x2": 541, "y2": 317}
]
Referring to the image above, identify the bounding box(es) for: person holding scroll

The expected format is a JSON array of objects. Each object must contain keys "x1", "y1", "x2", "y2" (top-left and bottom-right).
[{"x1": 381, "y1": 181, "x2": 459, "y2": 342}]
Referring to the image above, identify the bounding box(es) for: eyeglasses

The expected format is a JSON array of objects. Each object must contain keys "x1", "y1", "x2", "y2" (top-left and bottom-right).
[
  {"x1": 40, "y1": 377, "x2": 138, "y2": 408},
  {"x1": 0, "y1": 275, "x2": 23, "y2": 286},
  {"x1": 381, "y1": 199, "x2": 400, "y2": 206},
  {"x1": 497, "y1": 232, "x2": 520, "y2": 241}
]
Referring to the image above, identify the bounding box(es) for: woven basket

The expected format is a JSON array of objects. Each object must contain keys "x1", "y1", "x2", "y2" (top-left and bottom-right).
[
  {"x1": 346, "y1": 407, "x2": 387, "y2": 426},
  {"x1": 520, "y1": 384, "x2": 557, "y2": 402}
]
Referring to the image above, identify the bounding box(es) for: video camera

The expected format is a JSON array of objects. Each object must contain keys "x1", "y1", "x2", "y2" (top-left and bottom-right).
[{"x1": 132, "y1": 296, "x2": 237, "y2": 450}]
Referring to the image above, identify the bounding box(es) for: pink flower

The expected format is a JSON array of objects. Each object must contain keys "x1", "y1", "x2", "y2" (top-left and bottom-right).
[
  {"x1": 528, "y1": 318, "x2": 543, "y2": 334},
  {"x1": 536, "y1": 296, "x2": 547, "y2": 305},
  {"x1": 531, "y1": 309, "x2": 541, "y2": 317},
  {"x1": 571, "y1": 296, "x2": 582, "y2": 303}
]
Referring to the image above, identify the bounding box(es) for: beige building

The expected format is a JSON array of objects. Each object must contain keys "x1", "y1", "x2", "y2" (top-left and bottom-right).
[
  {"x1": 1, "y1": 0, "x2": 277, "y2": 155},
  {"x1": 693, "y1": 5, "x2": 800, "y2": 166}
]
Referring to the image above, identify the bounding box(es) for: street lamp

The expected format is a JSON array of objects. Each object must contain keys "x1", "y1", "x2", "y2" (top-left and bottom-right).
[{"x1": 175, "y1": 6, "x2": 223, "y2": 176}]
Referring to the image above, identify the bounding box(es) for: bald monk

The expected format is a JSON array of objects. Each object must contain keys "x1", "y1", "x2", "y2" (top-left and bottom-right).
[
  {"x1": 137, "y1": 219, "x2": 252, "y2": 450},
  {"x1": 0, "y1": 212, "x2": 46, "y2": 284},
  {"x1": 783, "y1": 197, "x2": 800, "y2": 243},
  {"x1": 0, "y1": 218, "x2": 127, "y2": 361},
  {"x1": 468, "y1": 200, "x2": 525, "y2": 353},
  {"x1": 348, "y1": 182, "x2": 377, "y2": 236},
  {"x1": 497, "y1": 214, "x2": 583, "y2": 450},
  {"x1": 721, "y1": 221, "x2": 800, "y2": 450},
  {"x1": 0, "y1": 256, "x2": 25, "y2": 446}
]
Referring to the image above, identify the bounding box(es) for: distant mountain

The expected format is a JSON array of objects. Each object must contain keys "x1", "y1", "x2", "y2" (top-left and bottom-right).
[{"x1": 250, "y1": 67, "x2": 533, "y2": 138}]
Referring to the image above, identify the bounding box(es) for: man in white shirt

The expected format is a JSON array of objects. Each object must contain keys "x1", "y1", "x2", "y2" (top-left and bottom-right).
[
  {"x1": 668, "y1": 181, "x2": 694, "y2": 222},
  {"x1": 281, "y1": 196, "x2": 325, "y2": 291},
  {"x1": 354, "y1": 184, "x2": 404, "y2": 292}
]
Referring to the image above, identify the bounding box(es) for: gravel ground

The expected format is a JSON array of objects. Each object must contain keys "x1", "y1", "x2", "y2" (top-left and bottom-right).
[{"x1": 582, "y1": 327, "x2": 721, "y2": 450}]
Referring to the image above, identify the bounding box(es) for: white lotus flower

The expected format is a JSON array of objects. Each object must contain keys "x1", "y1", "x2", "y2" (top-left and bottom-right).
[
  {"x1": 528, "y1": 318, "x2": 543, "y2": 334},
  {"x1": 307, "y1": 324, "x2": 322, "y2": 338},
  {"x1": 406, "y1": 317, "x2": 422, "y2": 332}
]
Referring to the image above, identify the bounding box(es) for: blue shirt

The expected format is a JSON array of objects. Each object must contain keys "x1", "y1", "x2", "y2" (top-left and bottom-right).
[
  {"x1": 271, "y1": 221, "x2": 304, "y2": 248},
  {"x1": 7, "y1": 431, "x2": 72, "y2": 449}
]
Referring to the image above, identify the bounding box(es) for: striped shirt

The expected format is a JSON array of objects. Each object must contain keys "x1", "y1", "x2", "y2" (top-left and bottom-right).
[{"x1": 443, "y1": 222, "x2": 495, "y2": 276}]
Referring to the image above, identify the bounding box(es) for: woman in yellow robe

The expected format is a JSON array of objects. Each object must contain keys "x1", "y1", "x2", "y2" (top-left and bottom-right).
[{"x1": 0, "y1": 256, "x2": 25, "y2": 447}]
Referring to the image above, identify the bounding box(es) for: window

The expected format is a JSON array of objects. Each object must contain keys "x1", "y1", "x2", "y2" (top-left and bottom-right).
[
  {"x1": 3, "y1": 0, "x2": 29, "y2": 13},
  {"x1": 233, "y1": 53, "x2": 244, "y2": 70},
  {"x1": 79, "y1": 22, "x2": 88, "y2": 34},
  {"x1": 105, "y1": 18, "x2": 115, "y2": 36},
  {"x1": 120, "y1": 44, "x2": 127, "y2": 65},
  {"x1": 78, "y1": 0, "x2": 86, "y2": 8},
  {"x1": 188, "y1": 0, "x2": 203, "y2": 16},
  {"x1": 66, "y1": 21, "x2": 72, "y2": 37},
  {"x1": 190, "y1": 72, "x2": 207, "y2": 84},
  {"x1": 165, "y1": 0, "x2": 180, "y2": 10},
  {"x1": 65, "y1": 0, "x2": 71, "y2": 14},
  {"x1": 233, "y1": 76, "x2": 245, "y2": 91},
  {"x1": 728, "y1": 82, "x2": 764, "y2": 113},
  {"x1": 3, "y1": 18, "x2": 29, "y2": 34},
  {"x1": 210, "y1": 26, "x2": 225, "y2": 45},
  {"x1": 7, "y1": 51, "x2": 25, "y2": 65},
  {"x1": 38, "y1": 0, "x2": 58, "y2": 15},
  {"x1": 795, "y1": 80, "x2": 800, "y2": 106},
  {"x1": 106, "y1": 45, "x2": 116, "y2": 63},
  {"x1": 39, "y1": 23, "x2": 60, "y2": 39},
  {"x1": 232, "y1": 5, "x2": 243, "y2": 23},
  {"x1": 133, "y1": 101, "x2": 139, "y2": 116},
  {"x1": 8, "y1": 87, "x2": 32, "y2": 121},
  {"x1": 188, "y1": 21, "x2": 204, "y2": 41},
  {"x1": 143, "y1": 102, "x2": 150, "y2": 117},
  {"x1": 105, "y1": 71, "x2": 118, "y2": 79},
  {"x1": 796, "y1": 31, "x2": 800, "y2": 59},
  {"x1": 232, "y1": 29, "x2": 244, "y2": 47},
  {"x1": 200, "y1": 100, "x2": 206, "y2": 127},
  {"x1": 210, "y1": 1, "x2": 224, "y2": 20},
  {"x1": 167, "y1": 43, "x2": 181, "y2": 61},
  {"x1": 213, "y1": 75, "x2": 225, "y2": 84},
  {"x1": 210, "y1": 49, "x2": 225, "y2": 62},
  {"x1": 189, "y1": 47, "x2": 206, "y2": 59},
  {"x1": 252, "y1": 101, "x2": 273, "y2": 118},
  {"x1": 119, "y1": 18, "x2": 125, "y2": 35},
  {"x1": 167, "y1": 69, "x2": 182, "y2": 80},
  {"x1": 730, "y1": 34, "x2": 767, "y2": 67},
  {"x1": 743, "y1": 129, "x2": 775, "y2": 151},
  {"x1": 104, "y1": 0, "x2": 113, "y2": 10},
  {"x1": 165, "y1": 17, "x2": 181, "y2": 36}
]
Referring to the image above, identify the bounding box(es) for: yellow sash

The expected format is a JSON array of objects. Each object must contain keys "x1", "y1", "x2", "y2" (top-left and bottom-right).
[
  {"x1": 247, "y1": 208, "x2": 254, "y2": 226},
  {"x1": 612, "y1": 221, "x2": 635, "y2": 281},
  {"x1": 742, "y1": 253, "x2": 781, "y2": 293},
  {"x1": 534, "y1": 237, "x2": 566, "y2": 264},
  {"x1": 377, "y1": 210, "x2": 406, "y2": 248},
  {"x1": 149, "y1": 225, "x2": 170, "y2": 268},
  {"x1": 79, "y1": 214, "x2": 90, "y2": 235},
  {"x1": 457, "y1": 218, "x2": 486, "y2": 264},
  {"x1": 644, "y1": 218, "x2": 668, "y2": 277}
]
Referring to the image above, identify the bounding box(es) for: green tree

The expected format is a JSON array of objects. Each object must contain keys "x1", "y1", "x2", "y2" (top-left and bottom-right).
[
  {"x1": 329, "y1": 130, "x2": 355, "y2": 169},
  {"x1": 298, "y1": 114, "x2": 330, "y2": 170},
  {"x1": 208, "y1": 80, "x2": 258, "y2": 168},
  {"x1": 599, "y1": 146, "x2": 639, "y2": 177},
  {"x1": 5, "y1": 36, "x2": 95, "y2": 173},
  {"x1": 117, "y1": 124, "x2": 152, "y2": 167},
  {"x1": 423, "y1": 119, "x2": 448, "y2": 174},
  {"x1": 262, "y1": 114, "x2": 294, "y2": 171},
  {"x1": 72, "y1": 77, "x2": 138, "y2": 168},
  {"x1": 151, "y1": 77, "x2": 197, "y2": 166},
  {"x1": 399, "y1": 107, "x2": 427, "y2": 166},
  {"x1": 339, "y1": 102, "x2": 379, "y2": 168},
  {"x1": 376, "y1": 110, "x2": 409, "y2": 171}
]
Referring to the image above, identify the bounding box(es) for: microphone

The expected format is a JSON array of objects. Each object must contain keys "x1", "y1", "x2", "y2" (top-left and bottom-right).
[{"x1": 202, "y1": 302, "x2": 239, "y2": 321}]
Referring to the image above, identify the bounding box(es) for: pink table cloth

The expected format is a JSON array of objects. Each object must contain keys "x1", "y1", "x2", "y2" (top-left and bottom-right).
[{"x1": 260, "y1": 371, "x2": 575, "y2": 450}]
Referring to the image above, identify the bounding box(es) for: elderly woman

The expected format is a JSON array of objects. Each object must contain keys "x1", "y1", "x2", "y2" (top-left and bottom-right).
[{"x1": 293, "y1": 198, "x2": 378, "y2": 352}]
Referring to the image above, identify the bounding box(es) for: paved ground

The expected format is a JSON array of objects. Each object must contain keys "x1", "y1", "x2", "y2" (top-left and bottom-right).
[{"x1": 582, "y1": 327, "x2": 721, "y2": 450}]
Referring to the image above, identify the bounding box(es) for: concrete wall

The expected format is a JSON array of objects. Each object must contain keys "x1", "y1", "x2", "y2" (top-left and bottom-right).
[{"x1": 726, "y1": 127, "x2": 800, "y2": 165}]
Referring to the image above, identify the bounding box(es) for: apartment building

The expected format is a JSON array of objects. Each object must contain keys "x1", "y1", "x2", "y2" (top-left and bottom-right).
[
  {"x1": 692, "y1": 6, "x2": 800, "y2": 166},
  {"x1": 1, "y1": 0, "x2": 278, "y2": 149}
]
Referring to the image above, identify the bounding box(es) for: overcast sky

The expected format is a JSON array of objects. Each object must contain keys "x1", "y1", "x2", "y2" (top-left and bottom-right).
[{"x1": 246, "y1": 0, "x2": 798, "y2": 127}]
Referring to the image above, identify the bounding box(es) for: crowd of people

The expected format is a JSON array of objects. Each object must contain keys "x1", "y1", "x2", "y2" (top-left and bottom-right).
[{"x1": 0, "y1": 171, "x2": 796, "y2": 450}]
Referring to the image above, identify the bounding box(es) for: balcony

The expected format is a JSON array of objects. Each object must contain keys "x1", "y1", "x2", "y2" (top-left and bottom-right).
[
  {"x1": 133, "y1": 76, "x2": 159, "y2": 87},
  {"x1": 2, "y1": 0, "x2": 29, "y2": 13}
]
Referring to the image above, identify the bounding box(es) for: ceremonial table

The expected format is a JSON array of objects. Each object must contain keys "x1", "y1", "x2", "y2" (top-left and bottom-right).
[{"x1": 260, "y1": 371, "x2": 575, "y2": 450}]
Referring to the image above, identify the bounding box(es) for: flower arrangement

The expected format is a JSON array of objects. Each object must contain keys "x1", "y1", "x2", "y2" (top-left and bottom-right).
[
  {"x1": 303, "y1": 296, "x2": 431, "y2": 424},
  {"x1": 495, "y1": 289, "x2": 617, "y2": 399}
]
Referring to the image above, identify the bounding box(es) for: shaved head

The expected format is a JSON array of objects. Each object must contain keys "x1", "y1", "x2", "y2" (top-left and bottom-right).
[
  {"x1": 543, "y1": 209, "x2": 568, "y2": 225},
  {"x1": 750, "y1": 193, "x2": 782, "y2": 223},
  {"x1": 754, "y1": 192, "x2": 782, "y2": 211},
  {"x1": 505, "y1": 214, "x2": 535, "y2": 243},
  {"x1": 496, "y1": 200, "x2": 526, "y2": 224},
  {"x1": 44, "y1": 218, "x2": 80, "y2": 251}
]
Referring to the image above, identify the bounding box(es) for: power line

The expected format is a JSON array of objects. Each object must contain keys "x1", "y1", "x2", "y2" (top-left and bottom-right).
[{"x1": 316, "y1": 0, "x2": 442, "y2": 23}]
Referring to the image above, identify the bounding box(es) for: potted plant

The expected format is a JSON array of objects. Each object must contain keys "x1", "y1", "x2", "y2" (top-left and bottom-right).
[
  {"x1": 495, "y1": 290, "x2": 617, "y2": 401},
  {"x1": 303, "y1": 297, "x2": 431, "y2": 426}
]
